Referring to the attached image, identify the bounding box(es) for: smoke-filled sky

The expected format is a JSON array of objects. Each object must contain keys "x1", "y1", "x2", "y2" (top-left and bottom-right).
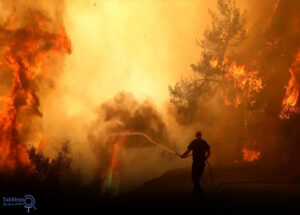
[
  {"x1": 1, "y1": 0, "x2": 295, "y2": 189},
  {"x1": 50, "y1": 0, "x2": 276, "y2": 116},
  {"x1": 59, "y1": 0, "x2": 216, "y2": 117}
]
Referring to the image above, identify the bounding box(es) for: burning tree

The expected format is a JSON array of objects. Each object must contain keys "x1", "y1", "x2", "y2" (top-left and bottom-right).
[
  {"x1": 169, "y1": 0, "x2": 263, "y2": 122},
  {"x1": 0, "y1": 10, "x2": 71, "y2": 173}
]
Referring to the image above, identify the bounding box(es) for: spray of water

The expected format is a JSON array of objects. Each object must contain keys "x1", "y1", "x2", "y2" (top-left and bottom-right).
[
  {"x1": 106, "y1": 132, "x2": 179, "y2": 155},
  {"x1": 101, "y1": 132, "x2": 180, "y2": 195}
]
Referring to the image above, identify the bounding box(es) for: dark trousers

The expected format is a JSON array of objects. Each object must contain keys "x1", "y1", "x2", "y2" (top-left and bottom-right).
[{"x1": 191, "y1": 162, "x2": 205, "y2": 198}]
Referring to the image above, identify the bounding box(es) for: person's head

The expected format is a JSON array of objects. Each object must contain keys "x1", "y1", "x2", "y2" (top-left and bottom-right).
[{"x1": 195, "y1": 131, "x2": 202, "y2": 139}]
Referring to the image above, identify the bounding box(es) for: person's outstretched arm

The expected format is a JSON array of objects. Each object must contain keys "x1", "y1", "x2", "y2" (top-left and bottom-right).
[{"x1": 178, "y1": 149, "x2": 191, "y2": 159}]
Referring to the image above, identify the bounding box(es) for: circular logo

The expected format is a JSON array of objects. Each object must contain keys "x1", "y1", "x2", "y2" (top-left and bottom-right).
[{"x1": 24, "y1": 195, "x2": 36, "y2": 213}]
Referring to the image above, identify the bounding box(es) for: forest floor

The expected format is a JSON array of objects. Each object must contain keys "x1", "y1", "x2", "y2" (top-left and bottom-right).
[{"x1": 1, "y1": 164, "x2": 300, "y2": 213}]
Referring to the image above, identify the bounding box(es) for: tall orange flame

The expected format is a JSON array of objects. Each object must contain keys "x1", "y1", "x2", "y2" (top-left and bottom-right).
[
  {"x1": 0, "y1": 11, "x2": 71, "y2": 172},
  {"x1": 280, "y1": 51, "x2": 300, "y2": 119}
]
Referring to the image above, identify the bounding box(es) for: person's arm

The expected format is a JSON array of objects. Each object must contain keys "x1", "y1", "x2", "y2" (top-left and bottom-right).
[{"x1": 179, "y1": 149, "x2": 191, "y2": 159}]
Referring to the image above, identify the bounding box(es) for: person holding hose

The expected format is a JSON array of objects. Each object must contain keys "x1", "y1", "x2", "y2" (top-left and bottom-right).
[{"x1": 178, "y1": 131, "x2": 211, "y2": 199}]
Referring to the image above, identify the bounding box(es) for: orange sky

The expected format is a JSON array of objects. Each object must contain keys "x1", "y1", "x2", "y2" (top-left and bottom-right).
[{"x1": 58, "y1": 0, "x2": 215, "y2": 117}]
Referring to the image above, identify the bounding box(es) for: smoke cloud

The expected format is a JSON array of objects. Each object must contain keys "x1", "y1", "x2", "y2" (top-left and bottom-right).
[{"x1": 87, "y1": 92, "x2": 180, "y2": 192}]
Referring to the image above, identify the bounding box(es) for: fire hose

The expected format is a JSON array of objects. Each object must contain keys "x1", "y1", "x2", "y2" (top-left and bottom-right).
[
  {"x1": 166, "y1": 149, "x2": 300, "y2": 192},
  {"x1": 206, "y1": 160, "x2": 215, "y2": 189},
  {"x1": 174, "y1": 153, "x2": 215, "y2": 189},
  {"x1": 107, "y1": 132, "x2": 216, "y2": 189},
  {"x1": 106, "y1": 132, "x2": 299, "y2": 193},
  {"x1": 129, "y1": 136, "x2": 299, "y2": 191}
]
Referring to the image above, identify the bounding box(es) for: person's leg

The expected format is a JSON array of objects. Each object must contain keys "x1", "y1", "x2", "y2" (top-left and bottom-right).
[
  {"x1": 192, "y1": 172, "x2": 200, "y2": 195},
  {"x1": 192, "y1": 164, "x2": 201, "y2": 196},
  {"x1": 198, "y1": 166, "x2": 205, "y2": 199}
]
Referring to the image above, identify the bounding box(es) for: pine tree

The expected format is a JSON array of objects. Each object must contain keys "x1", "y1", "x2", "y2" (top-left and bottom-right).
[{"x1": 169, "y1": 0, "x2": 247, "y2": 122}]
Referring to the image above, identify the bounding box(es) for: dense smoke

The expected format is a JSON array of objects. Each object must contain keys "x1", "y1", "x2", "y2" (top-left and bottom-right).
[
  {"x1": 87, "y1": 92, "x2": 179, "y2": 192},
  {"x1": 94, "y1": 92, "x2": 172, "y2": 147}
]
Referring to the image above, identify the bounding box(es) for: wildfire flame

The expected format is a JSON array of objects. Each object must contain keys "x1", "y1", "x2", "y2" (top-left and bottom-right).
[
  {"x1": 0, "y1": 11, "x2": 71, "y2": 172},
  {"x1": 225, "y1": 62, "x2": 263, "y2": 107},
  {"x1": 242, "y1": 147, "x2": 261, "y2": 162},
  {"x1": 280, "y1": 51, "x2": 300, "y2": 119},
  {"x1": 208, "y1": 57, "x2": 263, "y2": 108}
]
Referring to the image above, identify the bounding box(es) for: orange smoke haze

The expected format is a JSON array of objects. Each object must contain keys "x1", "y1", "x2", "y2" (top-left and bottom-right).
[
  {"x1": 38, "y1": 0, "x2": 218, "y2": 180},
  {"x1": 1, "y1": 0, "x2": 299, "y2": 193},
  {"x1": 60, "y1": 0, "x2": 214, "y2": 114}
]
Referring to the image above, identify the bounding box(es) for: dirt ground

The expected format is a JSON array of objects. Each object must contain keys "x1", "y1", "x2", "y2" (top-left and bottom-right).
[
  {"x1": 1, "y1": 164, "x2": 300, "y2": 213},
  {"x1": 108, "y1": 164, "x2": 300, "y2": 212}
]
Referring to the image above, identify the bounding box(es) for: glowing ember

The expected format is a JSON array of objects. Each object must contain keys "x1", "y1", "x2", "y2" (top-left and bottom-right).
[
  {"x1": 280, "y1": 51, "x2": 300, "y2": 119},
  {"x1": 0, "y1": 11, "x2": 71, "y2": 172},
  {"x1": 242, "y1": 148, "x2": 261, "y2": 162}
]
